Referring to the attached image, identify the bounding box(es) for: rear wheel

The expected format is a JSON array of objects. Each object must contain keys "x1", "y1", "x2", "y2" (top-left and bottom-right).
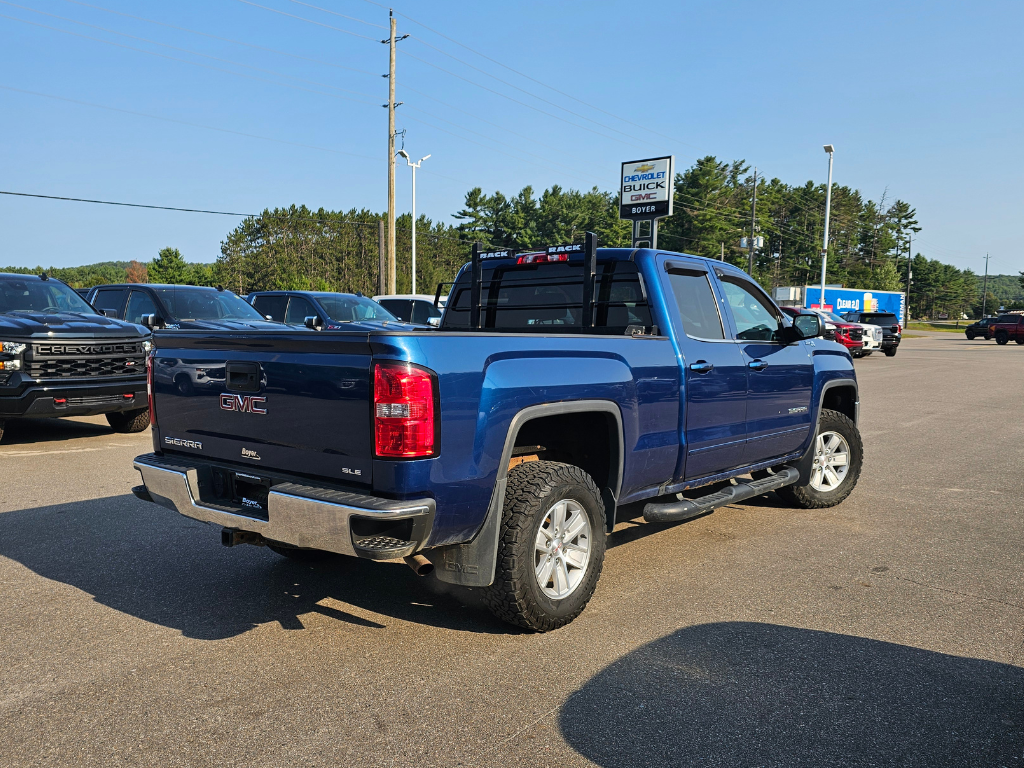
[
  {"x1": 106, "y1": 408, "x2": 150, "y2": 433},
  {"x1": 884, "y1": 347, "x2": 897, "y2": 357},
  {"x1": 996, "y1": 332, "x2": 1009, "y2": 345},
  {"x1": 1016, "y1": 338, "x2": 1024, "y2": 345},
  {"x1": 484, "y1": 460, "x2": 606, "y2": 632},
  {"x1": 776, "y1": 409, "x2": 863, "y2": 510}
]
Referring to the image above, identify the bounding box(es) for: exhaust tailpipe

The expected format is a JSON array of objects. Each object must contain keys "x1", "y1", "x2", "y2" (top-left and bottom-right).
[{"x1": 403, "y1": 554, "x2": 434, "y2": 576}]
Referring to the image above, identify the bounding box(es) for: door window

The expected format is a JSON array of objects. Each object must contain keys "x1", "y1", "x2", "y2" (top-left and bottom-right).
[
  {"x1": 378, "y1": 299, "x2": 412, "y2": 321},
  {"x1": 253, "y1": 295, "x2": 287, "y2": 322},
  {"x1": 410, "y1": 300, "x2": 442, "y2": 324},
  {"x1": 125, "y1": 290, "x2": 158, "y2": 325},
  {"x1": 666, "y1": 269, "x2": 724, "y2": 340},
  {"x1": 719, "y1": 278, "x2": 781, "y2": 341},
  {"x1": 91, "y1": 288, "x2": 127, "y2": 316},
  {"x1": 285, "y1": 296, "x2": 316, "y2": 325}
]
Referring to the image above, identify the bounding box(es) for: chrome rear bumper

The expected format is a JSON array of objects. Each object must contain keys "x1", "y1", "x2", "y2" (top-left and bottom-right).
[{"x1": 133, "y1": 453, "x2": 434, "y2": 557}]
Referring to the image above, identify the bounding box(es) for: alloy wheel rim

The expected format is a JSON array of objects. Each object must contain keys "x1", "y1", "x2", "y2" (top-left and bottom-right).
[
  {"x1": 809, "y1": 430, "x2": 851, "y2": 492},
  {"x1": 534, "y1": 499, "x2": 592, "y2": 600}
]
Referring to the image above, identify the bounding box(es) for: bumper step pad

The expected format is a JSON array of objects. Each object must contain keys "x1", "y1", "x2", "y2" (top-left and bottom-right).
[{"x1": 352, "y1": 535, "x2": 418, "y2": 560}]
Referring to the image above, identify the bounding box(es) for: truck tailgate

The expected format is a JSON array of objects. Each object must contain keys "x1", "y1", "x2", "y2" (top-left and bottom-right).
[{"x1": 152, "y1": 332, "x2": 374, "y2": 484}]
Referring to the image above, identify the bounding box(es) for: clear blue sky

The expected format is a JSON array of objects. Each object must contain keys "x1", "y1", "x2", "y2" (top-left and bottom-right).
[{"x1": 1, "y1": 0, "x2": 1021, "y2": 276}]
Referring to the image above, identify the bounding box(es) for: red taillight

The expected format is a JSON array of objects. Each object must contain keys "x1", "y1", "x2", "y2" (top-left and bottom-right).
[
  {"x1": 146, "y1": 351, "x2": 156, "y2": 426},
  {"x1": 373, "y1": 363, "x2": 435, "y2": 458},
  {"x1": 896, "y1": 324, "x2": 902, "y2": 334},
  {"x1": 516, "y1": 252, "x2": 569, "y2": 265}
]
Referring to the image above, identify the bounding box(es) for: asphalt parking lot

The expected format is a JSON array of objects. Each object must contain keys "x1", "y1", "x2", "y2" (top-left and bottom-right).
[{"x1": 1, "y1": 332, "x2": 1021, "y2": 768}]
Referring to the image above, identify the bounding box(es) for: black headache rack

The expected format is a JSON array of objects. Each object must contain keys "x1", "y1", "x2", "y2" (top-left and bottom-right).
[{"x1": 444, "y1": 232, "x2": 658, "y2": 335}]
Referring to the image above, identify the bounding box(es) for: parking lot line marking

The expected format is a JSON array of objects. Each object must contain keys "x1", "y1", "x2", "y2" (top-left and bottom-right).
[{"x1": 0, "y1": 446, "x2": 116, "y2": 457}]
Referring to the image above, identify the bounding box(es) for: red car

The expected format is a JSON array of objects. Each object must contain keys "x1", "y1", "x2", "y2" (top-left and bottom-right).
[
  {"x1": 781, "y1": 307, "x2": 864, "y2": 355},
  {"x1": 989, "y1": 313, "x2": 1024, "y2": 345}
]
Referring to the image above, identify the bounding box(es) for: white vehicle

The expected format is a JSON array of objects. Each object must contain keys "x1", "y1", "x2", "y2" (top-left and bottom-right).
[
  {"x1": 373, "y1": 294, "x2": 445, "y2": 326},
  {"x1": 815, "y1": 309, "x2": 880, "y2": 357}
]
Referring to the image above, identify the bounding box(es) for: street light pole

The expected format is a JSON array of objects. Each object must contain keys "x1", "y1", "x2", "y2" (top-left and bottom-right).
[
  {"x1": 397, "y1": 150, "x2": 430, "y2": 294},
  {"x1": 820, "y1": 145, "x2": 834, "y2": 309}
]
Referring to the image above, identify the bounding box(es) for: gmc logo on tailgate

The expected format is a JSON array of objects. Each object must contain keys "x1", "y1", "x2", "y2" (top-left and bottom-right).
[{"x1": 220, "y1": 394, "x2": 267, "y2": 414}]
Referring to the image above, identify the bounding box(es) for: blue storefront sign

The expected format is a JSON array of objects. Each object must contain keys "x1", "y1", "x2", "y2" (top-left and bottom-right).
[{"x1": 803, "y1": 286, "x2": 905, "y2": 318}]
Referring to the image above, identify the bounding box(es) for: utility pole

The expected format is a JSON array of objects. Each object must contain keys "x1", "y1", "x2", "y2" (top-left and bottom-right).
[
  {"x1": 720, "y1": 242, "x2": 725, "y2": 261},
  {"x1": 749, "y1": 167, "x2": 757, "y2": 275},
  {"x1": 378, "y1": 219, "x2": 386, "y2": 296},
  {"x1": 981, "y1": 252, "x2": 990, "y2": 317},
  {"x1": 381, "y1": 12, "x2": 407, "y2": 295},
  {"x1": 386, "y1": 13, "x2": 397, "y2": 294},
  {"x1": 820, "y1": 145, "x2": 835, "y2": 309},
  {"x1": 904, "y1": 233, "x2": 912, "y2": 328}
]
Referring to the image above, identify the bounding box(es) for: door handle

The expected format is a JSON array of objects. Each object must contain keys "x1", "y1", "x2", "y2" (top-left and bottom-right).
[
  {"x1": 748, "y1": 359, "x2": 768, "y2": 371},
  {"x1": 689, "y1": 361, "x2": 714, "y2": 374}
]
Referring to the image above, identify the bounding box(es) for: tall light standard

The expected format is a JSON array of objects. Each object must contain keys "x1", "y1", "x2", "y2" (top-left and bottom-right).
[
  {"x1": 397, "y1": 149, "x2": 430, "y2": 294},
  {"x1": 819, "y1": 144, "x2": 835, "y2": 309}
]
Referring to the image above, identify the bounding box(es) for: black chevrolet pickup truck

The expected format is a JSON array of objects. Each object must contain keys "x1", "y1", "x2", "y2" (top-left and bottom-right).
[{"x1": 0, "y1": 273, "x2": 152, "y2": 440}]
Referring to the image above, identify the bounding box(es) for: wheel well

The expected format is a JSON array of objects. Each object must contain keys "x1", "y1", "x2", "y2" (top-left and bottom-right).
[
  {"x1": 822, "y1": 384, "x2": 857, "y2": 424},
  {"x1": 511, "y1": 411, "x2": 620, "y2": 501}
]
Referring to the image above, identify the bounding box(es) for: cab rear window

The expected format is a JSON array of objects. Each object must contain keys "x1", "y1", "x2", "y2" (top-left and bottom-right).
[{"x1": 442, "y1": 261, "x2": 651, "y2": 334}]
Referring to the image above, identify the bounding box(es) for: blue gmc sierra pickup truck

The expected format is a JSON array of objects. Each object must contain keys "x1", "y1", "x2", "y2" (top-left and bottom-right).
[{"x1": 132, "y1": 236, "x2": 862, "y2": 631}]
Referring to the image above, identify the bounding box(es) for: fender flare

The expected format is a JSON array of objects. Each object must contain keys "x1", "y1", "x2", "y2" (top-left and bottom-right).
[
  {"x1": 433, "y1": 400, "x2": 624, "y2": 587},
  {"x1": 789, "y1": 378, "x2": 859, "y2": 484}
]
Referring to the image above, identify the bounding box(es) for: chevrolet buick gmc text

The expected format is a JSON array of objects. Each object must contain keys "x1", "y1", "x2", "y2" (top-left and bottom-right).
[{"x1": 132, "y1": 239, "x2": 863, "y2": 630}]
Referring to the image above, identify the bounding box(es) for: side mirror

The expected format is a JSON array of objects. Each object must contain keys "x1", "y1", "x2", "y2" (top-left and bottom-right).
[
  {"x1": 101, "y1": 309, "x2": 118, "y2": 318},
  {"x1": 427, "y1": 316, "x2": 441, "y2": 327},
  {"x1": 264, "y1": 315, "x2": 273, "y2": 321},
  {"x1": 142, "y1": 314, "x2": 166, "y2": 330},
  {"x1": 304, "y1": 315, "x2": 323, "y2": 331},
  {"x1": 791, "y1": 313, "x2": 821, "y2": 341}
]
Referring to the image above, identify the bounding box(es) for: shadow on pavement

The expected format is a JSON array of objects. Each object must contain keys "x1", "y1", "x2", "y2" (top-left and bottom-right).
[
  {"x1": 0, "y1": 417, "x2": 121, "y2": 446},
  {"x1": 560, "y1": 622, "x2": 1024, "y2": 767},
  {"x1": 0, "y1": 494, "x2": 508, "y2": 639}
]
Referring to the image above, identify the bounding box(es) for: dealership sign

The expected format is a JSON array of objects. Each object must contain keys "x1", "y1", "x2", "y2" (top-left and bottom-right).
[{"x1": 619, "y1": 156, "x2": 674, "y2": 220}]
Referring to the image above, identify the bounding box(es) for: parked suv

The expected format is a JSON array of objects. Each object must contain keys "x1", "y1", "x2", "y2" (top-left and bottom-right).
[
  {"x1": 989, "y1": 314, "x2": 1024, "y2": 345},
  {"x1": 248, "y1": 291, "x2": 398, "y2": 329},
  {"x1": 88, "y1": 284, "x2": 285, "y2": 331},
  {"x1": 964, "y1": 317, "x2": 999, "y2": 340},
  {"x1": 842, "y1": 312, "x2": 901, "y2": 356},
  {"x1": 0, "y1": 273, "x2": 151, "y2": 440}
]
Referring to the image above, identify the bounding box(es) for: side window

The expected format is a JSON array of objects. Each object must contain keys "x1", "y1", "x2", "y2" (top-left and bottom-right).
[
  {"x1": 125, "y1": 290, "x2": 158, "y2": 325},
  {"x1": 91, "y1": 288, "x2": 127, "y2": 316},
  {"x1": 379, "y1": 299, "x2": 411, "y2": 321},
  {"x1": 284, "y1": 296, "x2": 315, "y2": 325},
  {"x1": 253, "y1": 295, "x2": 287, "y2": 322},
  {"x1": 410, "y1": 300, "x2": 442, "y2": 324},
  {"x1": 719, "y1": 278, "x2": 781, "y2": 342},
  {"x1": 666, "y1": 269, "x2": 724, "y2": 340}
]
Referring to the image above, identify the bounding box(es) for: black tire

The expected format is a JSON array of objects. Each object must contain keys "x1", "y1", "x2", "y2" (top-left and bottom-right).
[
  {"x1": 0, "y1": 420, "x2": 6, "y2": 443},
  {"x1": 884, "y1": 347, "x2": 897, "y2": 357},
  {"x1": 106, "y1": 408, "x2": 150, "y2": 433},
  {"x1": 484, "y1": 460, "x2": 606, "y2": 632},
  {"x1": 267, "y1": 544, "x2": 338, "y2": 562},
  {"x1": 1016, "y1": 338, "x2": 1024, "y2": 345},
  {"x1": 776, "y1": 409, "x2": 863, "y2": 510},
  {"x1": 996, "y1": 332, "x2": 1009, "y2": 345},
  {"x1": 966, "y1": 330, "x2": 975, "y2": 340}
]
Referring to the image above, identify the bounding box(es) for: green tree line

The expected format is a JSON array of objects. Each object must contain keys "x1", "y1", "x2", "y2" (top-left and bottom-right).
[{"x1": 4, "y1": 157, "x2": 1021, "y2": 317}]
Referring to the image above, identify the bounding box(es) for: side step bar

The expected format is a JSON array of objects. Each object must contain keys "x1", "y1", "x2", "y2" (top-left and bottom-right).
[{"x1": 643, "y1": 467, "x2": 800, "y2": 523}]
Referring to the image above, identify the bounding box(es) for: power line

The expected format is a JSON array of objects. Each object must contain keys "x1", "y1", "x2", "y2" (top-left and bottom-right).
[
  {"x1": 0, "y1": 2, "x2": 380, "y2": 100},
  {"x1": 0, "y1": 190, "x2": 266, "y2": 217},
  {"x1": 233, "y1": 0, "x2": 379, "y2": 41},
  {"x1": 0, "y1": 12, "x2": 381, "y2": 107},
  {"x1": 52, "y1": 0, "x2": 381, "y2": 78},
  {"x1": 285, "y1": 0, "x2": 387, "y2": 29}
]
